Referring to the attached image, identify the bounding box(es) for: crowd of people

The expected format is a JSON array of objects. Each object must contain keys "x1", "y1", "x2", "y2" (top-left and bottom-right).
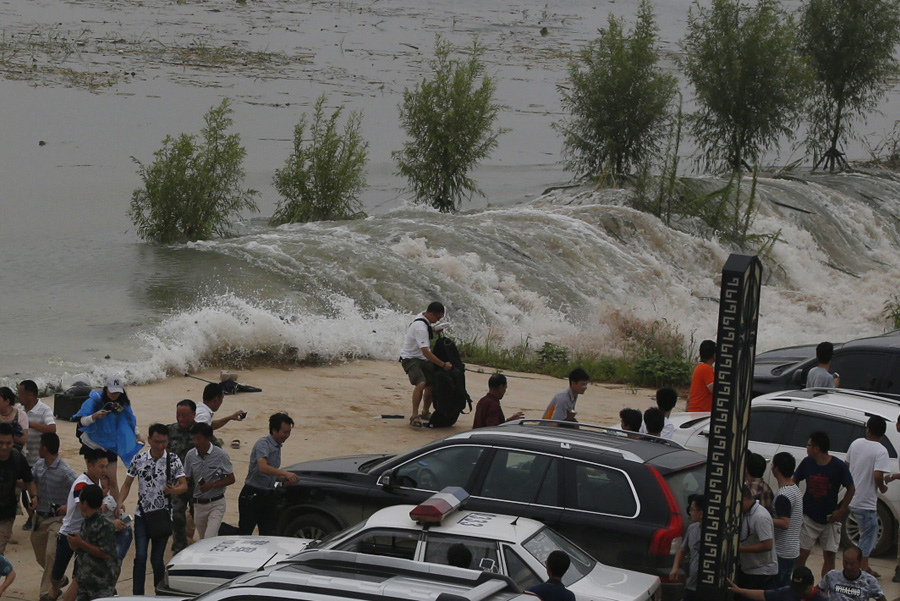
[{"x1": 0, "y1": 376, "x2": 304, "y2": 601}]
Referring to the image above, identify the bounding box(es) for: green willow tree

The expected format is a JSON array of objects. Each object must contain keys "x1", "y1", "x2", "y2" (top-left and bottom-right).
[
  {"x1": 271, "y1": 95, "x2": 369, "y2": 225},
  {"x1": 681, "y1": 0, "x2": 809, "y2": 172},
  {"x1": 800, "y1": 0, "x2": 900, "y2": 171},
  {"x1": 129, "y1": 99, "x2": 258, "y2": 243},
  {"x1": 393, "y1": 37, "x2": 507, "y2": 213},
  {"x1": 557, "y1": 0, "x2": 677, "y2": 177}
]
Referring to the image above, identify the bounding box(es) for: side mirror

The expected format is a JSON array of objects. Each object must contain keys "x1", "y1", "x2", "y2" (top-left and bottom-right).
[{"x1": 378, "y1": 467, "x2": 399, "y2": 490}]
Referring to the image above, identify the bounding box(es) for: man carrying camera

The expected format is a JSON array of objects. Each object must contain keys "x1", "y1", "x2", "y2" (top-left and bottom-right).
[
  {"x1": 183, "y1": 423, "x2": 234, "y2": 540},
  {"x1": 32, "y1": 433, "x2": 76, "y2": 601}
]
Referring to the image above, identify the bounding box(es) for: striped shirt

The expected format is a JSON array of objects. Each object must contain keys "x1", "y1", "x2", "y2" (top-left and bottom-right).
[
  {"x1": 24, "y1": 401, "x2": 55, "y2": 466},
  {"x1": 32, "y1": 456, "x2": 77, "y2": 514},
  {"x1": 184, "y1": 445, "x2": 234, "y2": 500},
  {"x1": 773, "y1": 483, "x2": 803, "y2": 559}
]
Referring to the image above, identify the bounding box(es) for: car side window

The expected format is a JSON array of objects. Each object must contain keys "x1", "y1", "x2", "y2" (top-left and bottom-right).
[
  {"x1": 394, "y1": 446, "x2": 485, "y2": 491},
  {"x1": 748, "y1": 409, "x2": 793, "y2": 444},
  {"x1": 830, "y1": 352, "x2": 887, "y2": 391},
  {"x1": 787, "y1": 414, "x2": 863, "y2": 454},
  {"x1": 502, "y1": 545, "x2": 543, "y2": 590},
  {"x1": 479, "y1": 450, "x2": 560, "y2": 505},
  {"x1": 571, "y1": 462, "x2": 638, "y2": 516},
  {"x1": 331, "y1": 528, "x2": 420, "y2": 561},
  {"x1": 423, "y1": 533, "x2": 499, "y2": 572}
]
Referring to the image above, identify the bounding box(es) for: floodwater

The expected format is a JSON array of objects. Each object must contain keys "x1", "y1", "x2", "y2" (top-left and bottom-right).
[{"x1": 0, "y1": 0, "x2": 898, "y2": 387}]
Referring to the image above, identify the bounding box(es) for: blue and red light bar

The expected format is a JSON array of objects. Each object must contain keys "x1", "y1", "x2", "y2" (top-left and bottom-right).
[{"x1": 409, "y1": 487, "x2": 470, "y2": 524}]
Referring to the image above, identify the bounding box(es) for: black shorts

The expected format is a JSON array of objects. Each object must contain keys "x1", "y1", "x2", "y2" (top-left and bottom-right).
[{"x1": 79, "y1": 445, "x2": 118, "y2": 463}]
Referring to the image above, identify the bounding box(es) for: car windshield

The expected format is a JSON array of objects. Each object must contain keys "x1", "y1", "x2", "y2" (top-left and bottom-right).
[
  {"x1": 522, "y1": 527, "x2": 595, "y2": 586},
  {"x1": 665, "y1": 463, "x2": 706, "y2": 513},
  {"x1": 306, "y1": 519, "x2": 369, "y2": 551}
]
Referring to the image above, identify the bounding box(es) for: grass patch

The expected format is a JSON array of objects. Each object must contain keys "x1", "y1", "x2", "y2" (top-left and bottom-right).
[{"x1": 458, "y1": 337, "x2": 692, "y2": 389}]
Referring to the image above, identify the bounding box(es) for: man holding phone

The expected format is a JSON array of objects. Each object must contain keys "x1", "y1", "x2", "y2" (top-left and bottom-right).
[
  {"x1": 183, "y1": 423, "x2": 235, "y2": 540},
  {"x1": 195, "y1": 383, "x2": 246, "y2": 431}
]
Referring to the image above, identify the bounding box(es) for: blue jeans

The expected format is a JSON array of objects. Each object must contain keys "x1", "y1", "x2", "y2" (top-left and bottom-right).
[
  {"x1": 852, "y1": 508, "x2": 879, "y2": 558},
  {"x1": 776, "y1": 555, "x2": 797, "y2": 587},
  {"x1": 116, "y1": 525, "x2": 133, "y2": 565},
  {"x1": 133, "y1": 515, "x2": 169, "y2": 594}
]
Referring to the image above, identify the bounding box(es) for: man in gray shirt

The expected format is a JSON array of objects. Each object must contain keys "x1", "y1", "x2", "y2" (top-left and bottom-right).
[
  {"x1": 184, "y1": 423, "x2": 234, "y2": 540},
  {"x1": 737, "y1": 483, "x2": 778, "y2": 590},
  {"x1": 806, "y1": 342, "x2": 839, "y2": 388},
  {"x1": 544, "y1": 368, "x2": 590, "y2": 423},
  {"x1": 238, "y1": 413, "x2": 299, "y2": 535}
]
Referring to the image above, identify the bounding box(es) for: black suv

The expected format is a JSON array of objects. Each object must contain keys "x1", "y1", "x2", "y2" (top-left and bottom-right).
[
  {"x1": 753, "y1": 331, "x2": 900, "y2": 396},
  {"x1": 276, "y1": 420, "x2": 705, "y2": 599}
]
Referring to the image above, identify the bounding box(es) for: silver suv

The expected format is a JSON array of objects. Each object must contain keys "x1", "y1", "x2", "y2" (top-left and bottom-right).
[{"x1": 670, "y1": 388, "x2": 900, "y2": 555}]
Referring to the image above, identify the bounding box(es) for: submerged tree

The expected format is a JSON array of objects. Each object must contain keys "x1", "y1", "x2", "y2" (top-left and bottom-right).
[
  {"x1": 799, "y1": 0, "x2": 900, "y2": 171},
  {"x1": 129, "y1": 99, "x2": 258, "y2": 243},
  {"x1": 393, "y1": 37, "x2": 507, "y2": 213},
  {"x1": 271, "y1": 95, "x2": 369, "y2": 225},
  {"x1": 681, "y1": 0, "x2": 809, "y2": 172},
  {"x1": 557, "y1": 0, "x2": 677, "y2": 177}
]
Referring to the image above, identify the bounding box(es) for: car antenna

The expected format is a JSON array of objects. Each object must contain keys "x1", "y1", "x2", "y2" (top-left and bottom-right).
[{"x1": 510, "y1": 516, "x2": 519, "y2": 526}]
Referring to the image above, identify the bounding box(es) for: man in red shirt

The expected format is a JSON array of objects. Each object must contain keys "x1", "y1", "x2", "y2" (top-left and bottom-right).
[
  {"x1": 472, "y1": 374, "x2": 524, "y2": 429},
  {"x1": 688, "y1": 340, "x2": 716, "y2": 412}
]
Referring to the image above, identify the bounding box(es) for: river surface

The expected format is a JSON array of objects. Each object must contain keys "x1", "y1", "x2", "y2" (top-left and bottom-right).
[{"x1": 1, "y1": 0, "x2": 898, "y2": 388}]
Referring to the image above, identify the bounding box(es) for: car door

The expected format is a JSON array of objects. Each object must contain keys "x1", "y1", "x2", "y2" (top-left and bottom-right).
[
  {"x1": 364, "y1": 444, "x2": 489, "y2": 514},
  {"x1": 555, "y1": 459, "x2": 644, "y2": 571},
  {"x1": 467, "y1": 447, "x2": 564, "y2": 530}
]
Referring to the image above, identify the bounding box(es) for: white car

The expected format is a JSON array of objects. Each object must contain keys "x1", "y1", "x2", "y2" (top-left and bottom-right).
[
  {"x1": 106, "y1": 549, "x2": 534, "y2": 601},
  {"x1": 159, "y1": 488, "x2": 661, "y2": 601},
  {"x1": 669, "y1": 388, "x2": 900, "y2": 555}
]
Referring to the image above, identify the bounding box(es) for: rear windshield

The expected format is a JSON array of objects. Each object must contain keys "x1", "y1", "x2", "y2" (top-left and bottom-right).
[{"x1": 664, "y1": 463, "x2": 706, "y2": 513}]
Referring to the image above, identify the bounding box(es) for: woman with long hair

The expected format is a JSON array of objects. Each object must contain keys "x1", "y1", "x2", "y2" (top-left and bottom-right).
[{"x1": 73, "y1": 375, "x2": 145, "y2": 499}]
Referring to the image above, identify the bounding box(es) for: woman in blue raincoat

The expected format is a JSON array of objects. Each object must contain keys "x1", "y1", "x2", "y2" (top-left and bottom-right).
[{"x1": 73, "y1": 375, "x2": 145, "y2": 498}]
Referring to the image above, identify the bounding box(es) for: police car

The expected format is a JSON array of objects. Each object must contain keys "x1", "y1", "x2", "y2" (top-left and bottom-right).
[
  {"x1": 106, "y1": 549, "x2": 533, "y2": 601},
  {"x1": 158, "y1": 488, "x2": 661, "y2": 601}
]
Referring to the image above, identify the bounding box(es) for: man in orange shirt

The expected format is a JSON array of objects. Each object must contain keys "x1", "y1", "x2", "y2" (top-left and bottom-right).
[{"x1": 688, "y1": 340, "x2": 716, "y2": 411}]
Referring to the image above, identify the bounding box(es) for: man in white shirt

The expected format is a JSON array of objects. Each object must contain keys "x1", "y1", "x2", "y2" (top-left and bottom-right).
[
  {"x1": 845, "y1": 416, "x2": 891, "y2": 577},
  {"x1": 17, "y1": 380, "x2": 56, "y2": 531},
  {"x1": 399, "y1": 302, "x2": 452, "y2": 427},
  {"x1": 195, "y1": 383, "x2": 245, "y2": 431}
]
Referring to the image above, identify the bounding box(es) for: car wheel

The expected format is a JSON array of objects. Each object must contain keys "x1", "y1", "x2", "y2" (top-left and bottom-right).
[
  {"x1": 285, "y1": 513, "x2": 340, "y2": 540},
  {"x1": 841, "y1": 501, "x2": 895, "y2": 557}
]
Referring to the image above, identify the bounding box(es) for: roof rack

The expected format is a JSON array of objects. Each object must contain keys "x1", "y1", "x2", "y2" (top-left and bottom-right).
[
  {"x1": 785, "y1": 388, "x2": 900, "y2": 407},
  {"x1": 509, "y1": 419, "x2": 688, "y2": 449}
]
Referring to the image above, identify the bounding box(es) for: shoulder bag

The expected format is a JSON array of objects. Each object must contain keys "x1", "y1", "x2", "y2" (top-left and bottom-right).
[{"x1": 139, "y1": 453, "x2": 173, "y2": 539}]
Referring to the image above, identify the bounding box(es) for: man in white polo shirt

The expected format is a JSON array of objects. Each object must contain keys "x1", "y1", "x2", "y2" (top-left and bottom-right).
[
  {"x1": 399, "y1": 302, "x2": 452, "y2": 428},
  {"x1": 195, "y1": 383, "x2": 245, "y2": 431}
]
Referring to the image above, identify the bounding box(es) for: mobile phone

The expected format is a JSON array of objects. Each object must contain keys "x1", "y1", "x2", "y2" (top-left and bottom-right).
[
  {"x1": 239, "y1": 412, "x2": 248, "y2": 420},
  {"x1": 198, "y1": 477, "x2": 206, "y2": 486},
  {"x1": 121, "y1": 515, "x2": 133, "y2": 525}
]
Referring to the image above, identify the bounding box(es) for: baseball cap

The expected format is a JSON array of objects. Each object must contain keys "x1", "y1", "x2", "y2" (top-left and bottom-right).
[
  {"x1": 105, "y1": 375, "x2": 125, "y2": 394},
  {"x1": 790, "y1": 566, "x2": 814, "y2": 594}
]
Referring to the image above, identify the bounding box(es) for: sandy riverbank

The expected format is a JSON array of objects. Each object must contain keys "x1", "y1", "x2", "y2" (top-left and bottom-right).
[{"x1": 4, "y1": 360, "x2": 658, "y2": 599}]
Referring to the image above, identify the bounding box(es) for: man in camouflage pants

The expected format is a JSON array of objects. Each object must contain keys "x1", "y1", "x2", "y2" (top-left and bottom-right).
[
  {"x1": 167, "y1": 400, "x2": 198, "y2": 554},
  {"x1": 69, "y1": 484, "x2": 118, "y2": 601}
]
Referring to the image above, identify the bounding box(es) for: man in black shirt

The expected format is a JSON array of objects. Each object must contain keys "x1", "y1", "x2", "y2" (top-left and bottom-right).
[{"x1": 0, "y1": 422, "x2": 37, "y2": 553}]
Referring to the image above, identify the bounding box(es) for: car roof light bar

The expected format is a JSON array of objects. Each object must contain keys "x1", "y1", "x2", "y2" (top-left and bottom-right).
[{"x1": 410, "y1": 487, "x2": 469, "y2": 524}]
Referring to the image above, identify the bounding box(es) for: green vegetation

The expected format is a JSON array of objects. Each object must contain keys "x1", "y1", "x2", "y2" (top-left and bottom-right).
[
  {"x1": 800, "y1": 0, "x2": 900, "y2": 172},
  {"x1": 557, "y1": 0, "x2": 677, "y2": 177},
  {"x1": 393, "y1": 37, "x2": 507, "y2": 213},
  {"x1": 681, "y1": 0, "x2": 808, "y2": 172},
  {"x1": 884, "y1": 294, "x2": 900, "y2": 331},
  {"x1": 271, "y1": 95, "x2": 369, "y2": 225},
  {"x1": 129, "y1": 99, "x2": 259, "y2": 243},
  {"x1": 458, "y1": 316, "x2": 692, "y2": 389}
]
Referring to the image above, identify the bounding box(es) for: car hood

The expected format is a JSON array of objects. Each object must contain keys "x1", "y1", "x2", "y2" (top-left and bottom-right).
[
  {"x1": 283, "y1": 453, "x2": 393, "y2": 475},
  {"x1": 163, "y1": 536, "x2": 313, "y2": 595},
  {"x1": 570, "y1": 563, "x2": 661, "y2": 601}
]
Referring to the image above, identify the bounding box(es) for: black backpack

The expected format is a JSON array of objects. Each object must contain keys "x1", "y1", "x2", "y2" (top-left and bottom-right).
[{"x1": 427, "y1": 336, "x2": 472, "y2": 428}]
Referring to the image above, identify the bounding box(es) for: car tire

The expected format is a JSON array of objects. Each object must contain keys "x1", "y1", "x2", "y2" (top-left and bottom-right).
[
  {"x1": 841, "y1": 501, "x2": 895, "y2": 557},
  {"x1": 285, "y1": 513, "x2": 340, "y2": 540}
]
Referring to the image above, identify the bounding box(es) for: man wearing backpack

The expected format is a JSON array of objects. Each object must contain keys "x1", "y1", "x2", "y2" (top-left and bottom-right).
[{"x1": 399, "y1": 302, "x2": 452, "y2": 428}]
